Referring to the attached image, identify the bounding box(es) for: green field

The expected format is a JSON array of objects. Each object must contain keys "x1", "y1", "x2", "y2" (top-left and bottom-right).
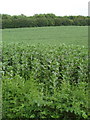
[
  {"x1": 2, "y1": 26, "x2": 88, "y2": 119},
  {"x1": 3, "y1": 26, "x2": 88, "y2": 47}
]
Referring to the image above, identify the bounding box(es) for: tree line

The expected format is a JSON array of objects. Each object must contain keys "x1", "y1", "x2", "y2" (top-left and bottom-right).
[{"x1": 1, "y1": 13, "x2": 90, "y2": 28}]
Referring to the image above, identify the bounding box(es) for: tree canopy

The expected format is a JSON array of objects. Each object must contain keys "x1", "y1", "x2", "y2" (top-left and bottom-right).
[{"x1": 1, "y1": 14, "x2": 89, "y2": 28}]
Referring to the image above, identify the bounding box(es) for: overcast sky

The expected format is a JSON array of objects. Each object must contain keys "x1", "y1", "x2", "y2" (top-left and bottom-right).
[{"x1": 0, "y1": 0, "x2": 89, "y2": 16}]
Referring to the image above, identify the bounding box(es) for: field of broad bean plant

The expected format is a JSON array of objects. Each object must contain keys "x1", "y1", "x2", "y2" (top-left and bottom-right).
[{"x1": 2, "y1": 26, "x2": 88, "y2": 119}]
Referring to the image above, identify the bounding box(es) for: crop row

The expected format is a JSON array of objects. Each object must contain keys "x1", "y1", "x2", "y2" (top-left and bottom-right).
[{"x1": 2, "y1": 43, "x2": 88, "y2": 119}]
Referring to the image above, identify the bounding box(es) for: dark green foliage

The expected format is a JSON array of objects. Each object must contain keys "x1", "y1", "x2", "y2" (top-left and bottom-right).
[
  {"x1": 2, "y1": 43, "x2": 88, "y2": 119},
  {"x1": 2, "y1": 14, "x2": 90, "y2": 29}
]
